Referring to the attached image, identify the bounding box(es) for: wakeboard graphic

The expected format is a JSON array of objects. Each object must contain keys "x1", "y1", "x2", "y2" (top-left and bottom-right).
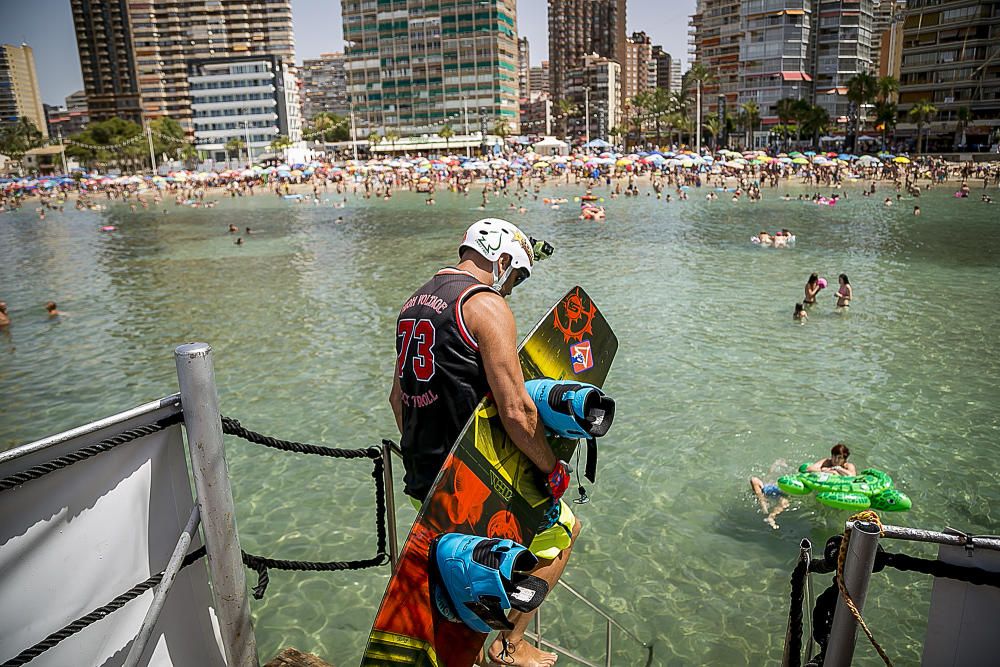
[{"x1": 362, "y1": 286, "x2": 617, "y2": 666}]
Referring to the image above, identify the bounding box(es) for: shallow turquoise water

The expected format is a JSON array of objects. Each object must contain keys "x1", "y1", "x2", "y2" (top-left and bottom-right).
[{"x1": 2, "y1": 182, "x2": 999, "y2": 665}]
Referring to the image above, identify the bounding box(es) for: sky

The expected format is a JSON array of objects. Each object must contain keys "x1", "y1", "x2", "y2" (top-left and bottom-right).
[{"x1": 0, "y1": 0, "x2": 695, "y2": 106}]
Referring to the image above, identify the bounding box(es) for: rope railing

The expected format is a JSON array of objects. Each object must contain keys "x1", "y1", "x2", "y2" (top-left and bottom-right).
[
  {"x1": 786, "y1": 529, "x2": 1000, "y2": 667},
  {"x1": 0, "y1": 413, "x2": 391, "y2": 666}
]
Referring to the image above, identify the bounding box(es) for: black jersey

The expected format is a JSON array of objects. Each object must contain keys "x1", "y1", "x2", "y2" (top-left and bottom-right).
[{"x1": 396, "y1": 268, "x2": 496, "y2": 501}]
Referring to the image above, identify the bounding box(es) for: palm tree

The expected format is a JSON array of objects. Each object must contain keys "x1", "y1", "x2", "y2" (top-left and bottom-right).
[
  {"x1": 846, "y1": 72, "x2": 878, "y2": 152},
  {"x1": 492, "y1": 119, "x2": 512, "y2": 142},
  {"x1": 628, "y1": 92, "x2": 651, "y2": 148},
  {"x1": 225, "y1": 137, "x2": 245, "y2": 164},
  {"x1": 800, "y1": 105, "x2": 831, "y2": 147},
  {"x1": 703, "y1": 116, "x2": 722, "y2": 151},
  {"x1": 439, "y1": 124, "x2": 455, "y2": 153},
  {"x1": 0, "y1": 116, "x2": 45, "y2": 157},
  {"x1": 792, "y1": 99, "x2": 811, "y2": 144},
  {"x1": 645, "y1": 87, "x2": 674, "y2": 148},
  {"x1": 684, "y1": 62, "x2": 715, "y2": 153},
  {"x1": 954, "y1": 106, "x2": 971, "y2": 149},
  {"x1": 608, "y1": 125, "x2": 625, "y2": 149},
  {"x1": 556, "y1": 99, "x2": 577, "y2": 141},
  {"x1": 876, "y1": 76, "x2": 899, "y2": 104},
  {"x1": 873, "y1": 100, "x2": 898, "y2": 151},
  {"x1": 775, "y1": 98, "x2": 799, "y2": 150},
  {"x1": 367, "y1": 132, "x2": 382, "y2": 154},
  {"x1": 740, "y1": 100, "x2": 760, "y2": 149},
  {"x1": 384, "y1": 130, "x2": 400, "y2": 153},
  {"x1": 908, "y1": 99, "x2": 937, "y2": 154}
]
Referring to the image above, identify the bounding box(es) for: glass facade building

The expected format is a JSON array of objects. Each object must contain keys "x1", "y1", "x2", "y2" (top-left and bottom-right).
[{"x1": 342, "y1": 0, "x2": 519, "y2": 137}]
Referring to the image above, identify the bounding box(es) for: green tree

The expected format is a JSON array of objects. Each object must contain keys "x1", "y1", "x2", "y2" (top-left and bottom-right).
[
  {"x1": 308, "y1": 112, "x2": 350, "y2": 142},
  {"x1": 384, "y1": 130, "x2": 399, "y2": 153},
  {"x1": 684, "y1": 62, "x2": 715, "y2": 152},
  {"x1": 439, "y1": 124, "x2": 455, "y2": 152},
  {"x1": 0, "y1": 117, "x2": 45, "y2": 157},
  {"x1": 644, "y1": 87, "x2": 674, "y2": 148},
  {"x1": 740, "y1": 100, "x2": 760, "y2": 149},
  {"x1": 702, "y1": 116, "x2": 722, "y2": 150},
  {"x1": 269, "y1": 134, "x2": 292, "y2": 161},
  {"x1": 556, "y1": 99, "x2": 577, "y2": 140},
  {"x1": 367, "y1": 132, "x2": 382, "y2": 154},
  {"x1": 775, "y1": 98, "x2": 799, "y2": 150},
  {"x1": 908, "y1": 99, "x2": 937, "y2": 154},
  {"x1": 873, "y1": 100, "x2": 898, "y2": 151},
  {"x1": 846, "y1": 72, "x2": 878, "y2": 152},
  {"x1": 65, "y1": 117, "x2": 143, "y2": 171},
  {"x1": 876, "y1": 76, "x2": 900, "y2": 104},
  {"x1": 492, "y1": 119, "x2": 512, "y2": 142},
  {"x1": 225, "y1": 137, "x2": 246, "y2": 164},
  {"x1": 149, "y1": 117, "x2": 186, "y2": 161},
  {"x1": 800, "y1": 105, "x2": 831, "y2": 147}
]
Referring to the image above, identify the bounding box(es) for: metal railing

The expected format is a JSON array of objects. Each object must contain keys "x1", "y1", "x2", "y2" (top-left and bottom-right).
[{"x1": 382, "y1": 442, "x2": 653, "y2": 666}]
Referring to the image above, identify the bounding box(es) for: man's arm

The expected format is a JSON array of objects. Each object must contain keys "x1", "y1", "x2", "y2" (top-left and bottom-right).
[
  {"x1": 464, "y1": 292, "x2": 558, "y2": 475},
  {"x1": 389, "y1": 373, "x2": 404, "y2": 435}
]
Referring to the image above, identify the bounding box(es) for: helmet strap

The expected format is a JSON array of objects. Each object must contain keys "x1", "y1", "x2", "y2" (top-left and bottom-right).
[{"x1": 492, "y1": 260, "x2": 515, "y2": 293}]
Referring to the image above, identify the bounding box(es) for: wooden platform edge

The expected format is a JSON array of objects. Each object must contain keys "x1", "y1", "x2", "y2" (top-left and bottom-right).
[{"x1": 264, "y1": 647, "x2": 336, "y2": 667}]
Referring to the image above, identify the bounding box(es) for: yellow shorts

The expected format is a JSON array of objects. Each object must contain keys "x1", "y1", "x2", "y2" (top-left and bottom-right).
[{"x1": 409, "y1": 497, "x2": 576, "y2": 560}]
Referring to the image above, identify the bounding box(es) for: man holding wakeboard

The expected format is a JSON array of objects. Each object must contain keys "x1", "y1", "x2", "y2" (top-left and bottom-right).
[{"x1": 390, "y1": 218, "x2": 575, "y2": 667}]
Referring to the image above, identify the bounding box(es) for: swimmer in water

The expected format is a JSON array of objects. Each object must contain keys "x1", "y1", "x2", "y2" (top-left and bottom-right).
[
  {"x1": 914, "y1": 206, "x2": 921, "y2": 215},
  {"x1": 793, "y1": 302, "x2": 807, "y2": 323},
  {"x1": 45, "y1": 301, "x2": 62, "y2": 318},
  {"x1": 750, "y1": 460, "x2": 791, "y2": 529},
  {"x1": 228, "y1": 224, "x2": 238, "y2": 233},
  {"x1": 835, "y1": 273, "x2": 852, "y2": 309},
  {"x1": 0, "y1": 301, "x2": 10, "y2": 327},
  {"x1": 806, "y1": 443, "x2": 857, "y2": 476},
  {"x1": 235, "y1": 237, "x2": 243, "y2": 246}
]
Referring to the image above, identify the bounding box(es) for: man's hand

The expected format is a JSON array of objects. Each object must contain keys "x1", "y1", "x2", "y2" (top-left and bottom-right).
[{"x1": 546, "y1": 460, "x2": 571, "y2": 501}]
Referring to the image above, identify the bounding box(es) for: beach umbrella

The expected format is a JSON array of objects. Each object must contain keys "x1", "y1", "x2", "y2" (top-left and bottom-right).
[
  {"x1": 826, "y1": 152, "x2": 838, "y2": 157},
  {"x1": 789, "y1": 151, "x2": 803, "y2": 157},
  {"x1": 838, "y1": 153, "x2": 854, "y2": 161},
  {"x1": 680, "y1": 159, "x2": 695, "y2": 168},
  {"x1": 893, "y1": 156, "x2": 911, "y2": 164},
  {"x1": 792, "y1": 157, "x2": 809, "y2": 165},
  {"x1": 724, "y1": 161, "x2": 744, "y2": 169},
  {"x1": 804, "y1": 151, "x2": 817, "y2": 156},
  {"x1": 616, "y1": 158, "x2": 632, "y2": 166}
]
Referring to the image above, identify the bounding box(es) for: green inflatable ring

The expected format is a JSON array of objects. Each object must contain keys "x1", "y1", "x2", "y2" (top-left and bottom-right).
[{"x1": 776, "y1": 465, "x2": 911, "y2": 512}]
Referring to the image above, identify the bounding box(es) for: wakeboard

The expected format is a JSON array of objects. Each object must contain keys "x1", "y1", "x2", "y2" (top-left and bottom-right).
[{"x1": 362, "y1": 286, "x2": 618, "y2": 666}]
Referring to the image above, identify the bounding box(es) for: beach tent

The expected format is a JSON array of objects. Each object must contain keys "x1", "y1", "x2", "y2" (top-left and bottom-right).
[
  {"x1": 582, "y1": 139, "x2": 612, "y2": 149},
  {"x1": 532, "y1": 136, "x2": 570, "y2": 156}
]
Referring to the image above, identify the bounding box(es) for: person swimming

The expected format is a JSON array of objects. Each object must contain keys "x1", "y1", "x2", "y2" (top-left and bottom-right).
[
  {"x1": 835, "y1": 273, "x2": 852, "y2": 309},
  {"x1": 793, "y1": 302, "x2": 807, "y2": 323}
]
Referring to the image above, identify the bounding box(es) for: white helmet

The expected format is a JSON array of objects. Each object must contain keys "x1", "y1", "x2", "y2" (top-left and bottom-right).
[{"x1": 459, "y1": 218, "x2": 534, "y2": 291}]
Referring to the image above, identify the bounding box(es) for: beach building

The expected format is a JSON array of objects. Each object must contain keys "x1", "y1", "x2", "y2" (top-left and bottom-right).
[
  {"x1": 301, "y1": 52, "x2": 349, "y2": 120},
  {"x1": 520, "y1": 96, "x2": 554, "y2": 137},
  {"x1": 548, "y1": 0, "x2": 627, "y2": 107},
  {"x1": 670, "y1": 59, "x2": 683, "y2": 94},
  {"x1": 70, "y1": 0, "x2": 295, "y2": 129},
  {"x1": 530, "y1": 62, "x2": 551, "y2": 98},
  {"x1": 0, "y1": 43, "x2": 49, "y2": 138},
  {"x1": 897, "y1": 0, "x2": 1000, "y2": 150},
  {"x1": 739, "y1": 1, "x2": 814, "y2": 125},
  {"x1": 341, "y1": 0, "x2": 519, "y2": 137},
  {"x1": 188, "y1": 56, "x2": 302, "y2": 163},
  {"x1": 623, "y1": 32, "x2": 653, "y2": 102},
  {"x1": 518, "y1": 37, "x2": 531, "y2": 101},
  {"x1": 650, "y1": 45, "x2": 676, "y2": 93},
  {"x1": 565, "y1": 54, "x2": 622, "y2": 143},
  {"x1": 689, "y1": 0, "x2": 742, "y2": 116},
  {"x1": 811, "y1": 0, "x2": 877, "y2": 122}
]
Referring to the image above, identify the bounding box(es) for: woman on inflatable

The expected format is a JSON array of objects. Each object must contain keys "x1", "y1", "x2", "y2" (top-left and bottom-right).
[{"x1": 805, "y1": 443, "x2": 856, "y2": 476}]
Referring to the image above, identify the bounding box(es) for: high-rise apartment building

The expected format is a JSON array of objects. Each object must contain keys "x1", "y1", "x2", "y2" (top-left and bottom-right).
[
  {"x1": 70, "y1": 0, "x2": 295, "y2": 128},
  {"x1": 871, "y1": 1, "x2": 907, "y2": 78},
  {"x1": 189, "y1": 55, "x2": 302, "y2": 160},
  {"x1": 812, "y1": 0, "x2": 876, "y2": 121},
  {"x1": 898, "y1": 0, "x2": 1000, "y2": 149},
  {"x1": 689, "y1": 0, "x2": 742, "y2": 115},
  {"x1": 70, "y1": 0, "x2": 143, "y2": 123},
  {"x1": 547, "y1": 0, "x2": 627, "y2": 104},
  {"x1": 0, "y1": 43, "x2": 48, "y2": 137},
  {"x1": 739, "y1": 1, "x2": 813, "y2": 123},
  {"x1": 518, "y1": 37, "x2": 531, "y2": 100},
  {"x1": 623, "y1": 32, "x2": 653, "y2": 103},
  {"x1": 565, "y1": 54, "x2": 622, "y2": 141},
  {"x1": 670, "y1": 60, "x2": 683, "y2": 94},
  {"x1": 342, "y1": 0, "x2": 519, "y2": 137},
  {"x1": 45, "y1": 90, "x2": 90, "y2": 138},
  {"x1": 651, "y1": 45, "x2": 674, "y2": 92},
  {"x1": 529, "y1": 62, "x2": 551, "y2": 98},
  {"x1": 302, "y1": 53, "x2": 349, "y2": 120}
]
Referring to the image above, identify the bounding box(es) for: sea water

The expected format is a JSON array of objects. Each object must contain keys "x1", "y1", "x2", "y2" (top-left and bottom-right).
[{"x1": 1, "y1": 183, "x2": 998, "y2": 665}]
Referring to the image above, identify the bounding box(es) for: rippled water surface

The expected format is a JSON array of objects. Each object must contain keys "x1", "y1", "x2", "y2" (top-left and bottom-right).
[{"x1": 2, "y1": 182, "x2": 999, "y2": 665}]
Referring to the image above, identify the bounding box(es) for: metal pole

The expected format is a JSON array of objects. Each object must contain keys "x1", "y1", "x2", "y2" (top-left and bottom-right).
[
  {"x1": 696, "y1": 81, "x2": 702, "y2": 155},
  {"x1": 146, "y1": 120, "x2": 157, "y2": 175},
  {"x1": 533, "y1": 608, "x2": 541, "y2": 648},
  {"x1": 381, "y1": 440, "x2": 399, "y2": 569},
  {"x1": 174, "y1": 343, "x2": 258, "y2": 667},
  {"x1": 604, "y1": 619, "x2": 612, "y2": 667},
  {"x1": 58, "y1": 130, "x2": 68, "y2": 174},
  {"x1": 585, "y1": 87, "x2": 590, "y2": 144},
  {"x1": 825, "y1": 520, "x2": 881, "y2": 667},
  {"x1": 350, "y1": 103, "x2": 359, "y2": 162},
  {"x1": 782, "y1": 539, "x2": 813, "y2": 667},
  {"x1": 244, "y1": 115, "x2": 253, "y2": 166},
  {"x1": 124, "y1": 505, "x2": 201, "y2": 667}
]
